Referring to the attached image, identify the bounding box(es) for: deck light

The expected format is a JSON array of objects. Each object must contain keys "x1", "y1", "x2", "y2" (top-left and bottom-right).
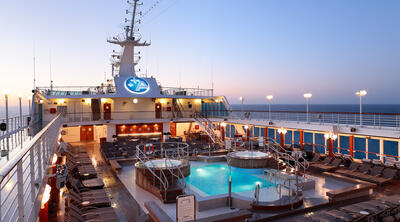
[
  {"x1": 84, "y1": 98, "x2": 91, "y2": 104},
  {"x1": 132, "y1": 98, "x2": 138, "y2": 104},
  {"x1": 215, "y1": 99, "x2": 219, "y2": 103},
  {"x1": 266, "y1": 95, "x2": 273, "y2": 120},
  {"x1": 244, "y1": 125, "x2": 249, "y2": 130},
  {"x1": 41, "y1": 184, "x2": 51, "y2": 209},
  {"x1": 239, "y1": 97, "x2": 244, "y2": 113},
  {"x1": 195, "y1": 99, "x2": 201, "y2": 104},
  {"x1": 324, "y1": 132, "x2": 337, "y2": 140},
  {"x1": 3, "y1": 90, "x2": 9, "y2": 96},
  {"x1": 160, "y1": 99, "x2": 166, "y2": 104},
  {"x1": 356, "y1": 90, "x2": 367, "y2": 126},
  {"x1": 39, "y1": 99, "x2": 44, "y2": 104},
  {"x1": 277, "y1": 128, "x2": 287, "y2": 135},
  {"x1": 101, "y1": 98, "x2": 107, "y2": 103},
  {"x1": 51, "y1": 153, "x2": 58, "y2": 164},
  {"x1": 221, "y1": 122, "x2": 227, "y2": 127},
  {"x1": 58, "y1": 99, "x2": 65, "y2": 104},
  {"x1": 303, "y1": 93, "x2": 312, "y2": 123},
  {"x1": 17, "y1": 94, "x2": 22, "y2": 98}
]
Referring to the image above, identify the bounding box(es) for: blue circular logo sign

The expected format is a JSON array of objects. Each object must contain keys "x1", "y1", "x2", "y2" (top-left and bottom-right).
[{"x1": 124, "y1": 76, "x2": 150, "y2": 94}]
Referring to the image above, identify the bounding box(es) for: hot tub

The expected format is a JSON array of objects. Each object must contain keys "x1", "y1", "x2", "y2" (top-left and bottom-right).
[
  {"x1": 144, "y1": 158, "x2": 182, "y2": 168},
  {"x1": 227, "y1": 151, "x2": 272, "y2": 168}
]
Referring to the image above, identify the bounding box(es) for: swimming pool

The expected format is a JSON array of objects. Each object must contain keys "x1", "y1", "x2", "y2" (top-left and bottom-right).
[{"x1": 185, "y1": 163, "x2": 273, "y2": 196}]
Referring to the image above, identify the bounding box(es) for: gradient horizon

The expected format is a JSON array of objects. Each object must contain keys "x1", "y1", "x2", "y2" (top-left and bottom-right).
[{"x1": 0, "y1": 0, "x2": 399, "y2": 106}]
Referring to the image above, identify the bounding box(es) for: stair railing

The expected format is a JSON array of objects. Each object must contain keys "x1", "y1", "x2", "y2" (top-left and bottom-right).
[{"x1": 135, "y1": 145, "x2": 169, "y2": 200}]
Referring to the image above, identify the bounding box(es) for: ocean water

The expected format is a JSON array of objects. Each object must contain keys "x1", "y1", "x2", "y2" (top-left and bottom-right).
[{"x1": 230, "y1": 104, "x2": 400, "y2": 114}]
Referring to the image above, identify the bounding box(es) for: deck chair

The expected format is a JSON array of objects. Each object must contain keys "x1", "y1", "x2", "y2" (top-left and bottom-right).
[{"x1": 69, "y1": 189, "x2": 110, "y2": 208}]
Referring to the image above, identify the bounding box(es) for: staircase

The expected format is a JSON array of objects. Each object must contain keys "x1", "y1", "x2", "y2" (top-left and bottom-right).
[
  {"x1": 194, "y1": 114, "x2": 223, "y2": 144},
  {"x1": 172, "y1": 99, "x2": 184, "y2": 118}
]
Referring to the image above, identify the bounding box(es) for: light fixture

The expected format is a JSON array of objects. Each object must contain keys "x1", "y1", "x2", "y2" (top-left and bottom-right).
[
  {"x1": 18, "y1": 93, "x2": 22, "y2": 98},
  {"x1": 355, "y1": 90, "x2": 367, "y2": 97},
  {"x1": 239, "y1": 97, "x2": 244, "y2": 102},
  {"x1": 132, "y1": 98, "x2": 138, "y2": 104},
  {"x1": 84, "y1": 98, "x2": 91, "y2": 104},
  {"x1": 277, "y1": 127, "x2": 287, "y2": 135},
  {"x1": 39, "y1": 100, "x2": 44, "y2": 104},
  {"x1": 221, "y1": 122, "x2": 227, "y2": 127},
  {"x1": 3, "y1": 90, "x2": 9, "y2": 96},
  {"x1": 195, "y1": 99, "x2": 201, "y2": 104},
  {"x1": 244, "y1": 125, "x2": 249, "y2": 130},
  {"x1": 266, "y1": 95, "x2": 273, "y2": 101},
  {"x1": 215, "y1": 99, "x2": 219, "y2": 103},
  {"x1": 324, "y1": 132, "x2": 338, "y2": 140},
  {"x1": 41, "y1": 184, "x2": 51, "y2": 209},
  {"x1": 58, "y1": 99, "x2": 65, "y2": 104},
  {"x1": 160, "y1": 99, "x2": 166, "y2": 104},
  {"x1": 101, "y1": 98, "x2": 107, "y2": 103},
  {"x1": 51, "y1": 153, "x2": 58, "y2": 164},
  {"x1": 303, "y1": 93, "x2": 312, "y2": 99},
  {"x1": 178, "y1": 99, "x2": 183, "y2": 103}
]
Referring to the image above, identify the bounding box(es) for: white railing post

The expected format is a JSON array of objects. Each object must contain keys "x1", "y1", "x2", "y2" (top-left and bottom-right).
[
  {"x1": 30, "y1": 148, "x2": 36, "y2": 205},
  {"x1": 17, "y1": 161, "x2": 24, "y2": 222},
  {"x1": 38, "y1": 138, "x2": 43, "y2": 182}
]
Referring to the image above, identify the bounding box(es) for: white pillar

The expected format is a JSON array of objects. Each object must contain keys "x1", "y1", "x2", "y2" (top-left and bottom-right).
[
  {"x1": 106, "y1": 124, "x2": 116, "y2": 142},
  {"x1": 337, "y1": 135, "x2": 341, "y2": 154},
  {"x1": 312, "y1": 132, "x2": 316, "y2": 153},
  {"x1": 366, "y1": 138, "x2": 369, "y2": 160},
  {"x1": 379, "y1": 138, "x2": 384, "y2": 161}
]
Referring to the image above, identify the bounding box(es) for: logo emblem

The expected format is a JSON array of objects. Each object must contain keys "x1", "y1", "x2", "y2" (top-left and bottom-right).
[{"x1": 124, "y1": 76, "x2": 150, "y2": 94}]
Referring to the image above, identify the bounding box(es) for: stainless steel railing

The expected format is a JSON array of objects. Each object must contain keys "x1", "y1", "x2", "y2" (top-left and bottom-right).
[
  {"x1": 0, "y1": 115, "x2": 31, "y2": 161},
  {"x1": 0, "y1": 114, "x2": 62, "y2": 222}
]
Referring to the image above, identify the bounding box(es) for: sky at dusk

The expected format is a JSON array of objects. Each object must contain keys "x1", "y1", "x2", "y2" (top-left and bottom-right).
[{"x1": 0, "y1": 0, "x2": 399, "y2": 106}]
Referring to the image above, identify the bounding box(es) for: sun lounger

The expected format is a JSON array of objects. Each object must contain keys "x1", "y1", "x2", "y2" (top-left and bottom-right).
[
  {"x1": 368, "y1": 168, "x2": 398, "y2": 186},
  {"x1": 335, "y1": 161, "x2": 360, "y2": 175},
  {"x1": 69, "y1": 189, "x2": 111, "y2": 208},
  {"x1": 316, "y1": 158, "x2": 343, "y2": 172},
  {"x1": 69, "y1": 202, "x2": 119, "y2": 222}
]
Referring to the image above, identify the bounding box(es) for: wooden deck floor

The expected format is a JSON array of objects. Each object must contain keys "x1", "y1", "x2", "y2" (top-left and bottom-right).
[{"x1": 70, "y1": 141, "x2": 147, "y2": 222}]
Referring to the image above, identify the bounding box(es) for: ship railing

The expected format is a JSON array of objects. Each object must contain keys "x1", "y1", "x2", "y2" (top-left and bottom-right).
[
  {"x1": 160, "y1": 87, "x2": 213, "y2": 97},
  {"x1": 194, "y1": 114, "x2": 223, "y2": 144},
  {"x1": 0, "y1": 115, "x2": 31, "y2": 161},
  {"x1": 36, "y1": 85, "x2": 116, "y2": 96},
  {"x1": 60, "y1": 110, "x2": 200, "y2": 124},
  {"x1": 0, "y1": 114, "x2": 62, "y2": 222},
  {"x1": 135, "y1": 146, "x2": 169, "y2": 200},
  {"x1": 212, "y1": 110, "x2": 400, "y2": 129}
]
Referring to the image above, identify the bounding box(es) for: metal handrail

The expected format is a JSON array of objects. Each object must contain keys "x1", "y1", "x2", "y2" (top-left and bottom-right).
[
  {"x1": 266, "y1": 138, "x2": 309, "y2": 173},
  {"x1": 0, "y1": 114, "x2": 62, "y2": 222},
  {"x1": 135, "y1": 147, "x2": 169, "y2": 199},
  {"x1": 194, "y1": 114, "x2": 223, "y2": 144},
  {"x1": 164, "y1": 151, "x2": 187, "y2": 190}
]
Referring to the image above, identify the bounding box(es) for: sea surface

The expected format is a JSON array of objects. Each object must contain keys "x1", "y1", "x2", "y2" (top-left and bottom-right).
[
  {"x1": 0, "y1": 104, "x2": 400, "y2": 119},
  {"x1": 230, "y1": 104, "x2": 400, "y2": 114}
]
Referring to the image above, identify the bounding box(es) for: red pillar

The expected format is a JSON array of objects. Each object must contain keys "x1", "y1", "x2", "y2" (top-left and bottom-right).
[
  {"x1": 280, "y1": 133, "x2": 285, "y2": 147},
  {"x1": 265, "y1": 127, "x2": 268, "y2": 142},
  {"x1": 300, "y1": 130, "x2": 304, "y2": 148},
  {"x1": 349, "y1": 135, "x2": 354, "y2": 157},
  {"x1": 39, "y1": 202, "x2": 49, "y2": 222},
  {"x1": 246, "y1": 128, "x2": 250, "y2": 142},
  {"x1": 221, "y1": 126, "x2": 225, "y2": 141},
  {"x1": 328, "y1": 138, "x2": 334, "y2": 157}
]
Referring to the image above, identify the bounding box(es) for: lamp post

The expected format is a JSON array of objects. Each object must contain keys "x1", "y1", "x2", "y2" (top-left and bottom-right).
[
  {"x1": 303, "y1": 93, "x2": 312, "y2": 123},
  {"x1": 4, "y1": 91, "x2": 9, "y2": 160},
  {"x1": 239, "y1": 97, "x2": 244, "y2": 119},
  {"x1": 324, "y1": 132, "x2": 338, "y2": 157},
  {"x1": 18, "y1": 94, "x2": 23, "y2": 149},
  {"x1": 266, "y1": 95, "x2": 273, "y2": 120},
  {"x1": 355, "y1": 90, "x2": 367, "y2": 126}
]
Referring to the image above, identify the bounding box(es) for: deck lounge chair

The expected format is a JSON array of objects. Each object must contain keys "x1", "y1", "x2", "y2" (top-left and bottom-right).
[
  {"x1": 316, "y1": 158, "x2": 343, "y2": 172},
  {"x1": 69, "y1": 203, "x2": 119, "y2": 222},
  {"x1": 368, "y1": 168, "x2": 398, "y2": 186},
  {"x1": 324, "y1": 209, "x2": 355, "y2": 221},
  {"x1": 351, "y1": 165, "x2": 384, "y2": 182},
  {"x1": 309, "y1": 156, "x2": 333, "y2": 172},
  {"x1": 69, "y1": 189, "x2": 111, "y2": 208},
  {"x1": 340, "y1": 162, "x2": 372, "y2": 178},
  {"x1": 335, "y1": 161, "x2": 360, "y2": 175}
]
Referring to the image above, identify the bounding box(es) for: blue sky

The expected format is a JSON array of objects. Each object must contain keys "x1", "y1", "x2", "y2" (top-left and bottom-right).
[{"x1": 0, "y1": 0, "x2": 399, "y2": 106}]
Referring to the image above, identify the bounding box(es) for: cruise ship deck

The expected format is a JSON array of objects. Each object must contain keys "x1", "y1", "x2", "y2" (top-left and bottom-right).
[{"x1": 0, "y1": 1, "x2": 399, "y2": 222}]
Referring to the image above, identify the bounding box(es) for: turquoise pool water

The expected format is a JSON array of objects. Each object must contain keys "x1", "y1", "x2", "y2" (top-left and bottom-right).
[{"x1": 185, "y1": 163, "x2": 273, "y2": 196}]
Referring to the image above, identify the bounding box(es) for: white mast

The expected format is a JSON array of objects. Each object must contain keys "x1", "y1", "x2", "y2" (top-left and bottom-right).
[{"x1": 107, "y1": 0, "x2": 150, "y2": 77}]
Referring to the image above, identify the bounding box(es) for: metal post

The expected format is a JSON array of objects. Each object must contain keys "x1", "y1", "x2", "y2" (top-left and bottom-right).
[
  {"x1": 360, "y1": 95, "x2": 362, "y2": 126},
  {"x1": 306, "y1": 98, "x2": 309, "y2": 123},
  {"x1": 228, "y1": 175, "x2": 232, "y2": 208},
  {"x1": 269, "y1": 102, "x2": 271, "y2": 121},
  {"x1": 19, "y1": 96, "x2": 23, "y2": 149},
  {"x1": 5, "y1": 93, "x2": 9, "y2": 160},
  {"x1": 17, "y1": 161, "x2": 24, "y2": 222}
]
